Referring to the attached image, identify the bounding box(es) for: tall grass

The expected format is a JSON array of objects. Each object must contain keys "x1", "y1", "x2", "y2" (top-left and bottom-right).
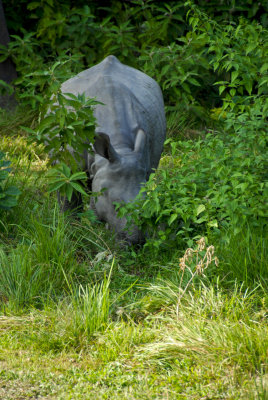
[
  {"x1": 60, "y1": 269, "x2": 112, "y2": 348},
  {"x1": 0, "y1": 207, "x2": 84, "y2": 311},
  {"x1": 212, "y1": 223, "x2": 268, "y2": 290}
]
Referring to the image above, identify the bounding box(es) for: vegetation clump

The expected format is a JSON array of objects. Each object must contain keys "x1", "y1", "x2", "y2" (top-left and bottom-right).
[
  {"x1": 0, "y1": 1, "x2": 267, "y2": 398},
  {"x1": 0, "y1": 151, "x2": 20, "y2": 211}
]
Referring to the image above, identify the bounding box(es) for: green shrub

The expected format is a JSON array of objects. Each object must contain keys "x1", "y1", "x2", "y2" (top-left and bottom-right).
[
  {"x1": 118, "y1": 103, "x2": 267, "y2": 250},
  {"x1": 20, "y1": 71, "x2": 101, "y2": 200},
  {"x1": 1, "y1": 1, "x2": 266, "y2": 129},
  {"x1": 117, "y1": 10, "x2": 267, "y2": 250}
]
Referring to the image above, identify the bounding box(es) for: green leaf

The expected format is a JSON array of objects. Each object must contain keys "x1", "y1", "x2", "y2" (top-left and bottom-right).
[
  {"x1": 219, "y1": 86, "x2": 226, "y2": 95},
  {"x1": 21, "y1": 126, "x2": 37, "y2": 135},
  {"x1": 70, "y1": 171, "x2": 88, "y2": 181},
  {"x1": 4, "y1": 186, "x2": 20, "y2": 196},
  {"x1": 196, "y1": 204, "x2": 206, "y2": 216},
  {"x1": 27, "y1": 2, "x2": 41, "y2": 10},
  {"x1": 231, "y1": 71, "x2": 239, "y2": 83},
  {"x1": 168, "y1": 213, "x2": 178, "y2": 226},
  {"x1": 59, "y1": 112, "x2": 65, "y2": 129},
  {"x1": 207, "y1": 220, "x2": 218, "y2": 228},
  {"x1": 245, "y1": 81, "x2": 252, "y2": 95},
  {"x1": 65, "y1": 184, "x2": 73, "y2": 202},
  {"x1": 38, "y1": 115, "x2": 56, "y2": 132},
  {"x1": 188, "y1": 78, "x2": 201, "y2": 86},
  {"x1": 235, "y1": 182, "x2": 248, "y2": 192},
  {"x1": 48, "y1": 181, "x2": 66, "y2": 193},
  {"x1": 260, "y1": 63, "x2": 268, "y2": 74},
  {"x1": 161, "y1": 64, "x2": 171, "y2": 76},
  {"x1": 0, "y1": 55, "x2": 8, "y2": 63},
  {"x1": 61, "y1": 163, "x2": 71, "y2": 177},
  {"x1": 230, "y1": 88, "x2": 236, "y2": 97},
  {"x1": 258, "y1": 78, "x2": 268, "y2": 87},
  {"x1": 51, "y1": 61, "x2": 62, "y2": 73},
  {"x1": 246, "y1": 42, "x2": 256, "y2": 55},
  {"x1": 70, "y1": 182, "x2": 88, "y2": 196}
]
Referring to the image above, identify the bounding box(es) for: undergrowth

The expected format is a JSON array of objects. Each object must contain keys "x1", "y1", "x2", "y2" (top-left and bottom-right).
[
  {"x1": 0, "y1": 120, "x2": 266, "y2": 397},
  {"x1": 0, "y1": 2, "x2": 267, "y2": 397}
]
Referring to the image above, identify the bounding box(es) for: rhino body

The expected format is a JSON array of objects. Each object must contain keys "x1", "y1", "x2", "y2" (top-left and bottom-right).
[{"x1": 61, "y1": 55, "x2": 166, "y2": 244}]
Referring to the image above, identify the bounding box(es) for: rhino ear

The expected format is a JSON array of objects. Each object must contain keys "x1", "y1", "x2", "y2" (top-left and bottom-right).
[
  {"x1": 134, "y1": 129, "x2": 146, "y2": 153},
  {"x1": 94, "y1": 133, "x2": 120, "y2": 163}
]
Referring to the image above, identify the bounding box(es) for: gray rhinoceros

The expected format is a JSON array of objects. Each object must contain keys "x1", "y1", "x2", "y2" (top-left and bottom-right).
[{"x1": 61, "y1": 55, "x2": 166, "y2": 244}]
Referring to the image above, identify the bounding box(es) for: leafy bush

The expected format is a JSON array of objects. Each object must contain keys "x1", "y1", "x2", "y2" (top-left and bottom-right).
[
  {"x1": 0, "y1": 2, "x2": 212, "y2": 123},
  {"x1": 117, "y1": 9, "x2": 267, "y2": 250},
  {"x1": 3, "y1": 1, "x2": 266, "y2": 126},
  {"x1": 0, "y1": 151, "x2": 20, "y2": 211},
  {"x1": 1, "y1": 1, "x2": 266, "y2": 130},
  {"x1": 32, "y1": 92, "x2": 98, "y2": 163},
  {"x1": 118, "y1": 104, "x2": 267, "y2": 249},
  {"x1": 0, "y1": 42, "x2": 84, "y2": 110},
  {"x1": 20, "y1": 70, "x2": 101, "y2": 200}
]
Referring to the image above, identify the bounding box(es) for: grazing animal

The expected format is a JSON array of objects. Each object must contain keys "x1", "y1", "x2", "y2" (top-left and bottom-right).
[{"x1": 60, "y1": 55, "x2": 166, "y2": 244}]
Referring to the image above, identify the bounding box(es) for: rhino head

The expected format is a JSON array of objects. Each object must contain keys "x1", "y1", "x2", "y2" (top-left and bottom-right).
[{"x1": 90, "y1": 130, "x2": 148, "y2": 245}]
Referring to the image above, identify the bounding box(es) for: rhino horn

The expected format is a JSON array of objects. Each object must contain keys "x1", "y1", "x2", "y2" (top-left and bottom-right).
[
  {"x1": 94, "y1": 132, "x2": 120, "y2": 163},
  {"x1": 134, "y1": 129, "x2": 146, "y2": 153}
]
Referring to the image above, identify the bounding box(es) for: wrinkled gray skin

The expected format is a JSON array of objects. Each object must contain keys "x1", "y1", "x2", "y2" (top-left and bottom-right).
[{"x1": 61, "y1": 55, "x2": 166, "y2": 244}]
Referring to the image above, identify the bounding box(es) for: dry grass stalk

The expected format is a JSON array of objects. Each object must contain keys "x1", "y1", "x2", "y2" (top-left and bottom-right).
[{"x1": 177, "y1": 237, "x2": 219, "y2": 318}]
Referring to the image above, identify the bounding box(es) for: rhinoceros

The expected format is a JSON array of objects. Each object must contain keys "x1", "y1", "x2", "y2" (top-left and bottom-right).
[{"x1": 60, "y1": 55, "x2": 166, "y2": 244}]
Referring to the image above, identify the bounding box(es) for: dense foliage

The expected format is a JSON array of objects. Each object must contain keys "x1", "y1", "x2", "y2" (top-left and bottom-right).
[
  {"x1": 118, "y1": 9, "x2": 268, "y2": 249},
  {"x1": 0, "y1": 0, "x2": 267, "y2": 248},
  {"x1": 1, "y1": 0, "x2": 267, "y2": 119}
]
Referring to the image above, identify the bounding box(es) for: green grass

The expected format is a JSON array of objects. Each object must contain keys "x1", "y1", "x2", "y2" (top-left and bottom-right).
[
  {"x1": 0, "y1": 285, "x2": 267, "y2": 399},
  {"x1": 0, "y1": 109, "x2": 267, "y2": 399}
]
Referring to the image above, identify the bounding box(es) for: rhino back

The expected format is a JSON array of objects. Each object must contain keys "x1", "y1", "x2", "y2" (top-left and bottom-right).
[{"x1": 61, "y1": 55, "x2": 166, "y2": 169}]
